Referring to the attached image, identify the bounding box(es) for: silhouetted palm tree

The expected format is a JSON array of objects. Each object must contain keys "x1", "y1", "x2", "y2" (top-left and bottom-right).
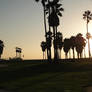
[
  {"x1": 83, "y1": 40, "x2": 87, "y2": 58},
  {"x1": 35, "y1": 0, "x2": 52, "y2": 61},
  {"x1": 57, "y1": 32, "x2": 63, "y2": 59},
  {"x1": 0, "y1": 40, "x2": 4, "y2": 59},
  {"x1": 70, "y1": 36, "x2": 76, "y2": 59},
  {"x1": 83, "y1": 10, "x2": 92, "y2": 58},
  {"x1": 41, "y1": 41, "x2": 47, "y2": 59},
  {"x1": 46, "y1": 0, "x2": 64, "y2": 60},
  {"x1": 75, "y1": 33, "x2": 86, "y2": 58},
  {"x1": 46, "y1": 31, "x2": 52, "y2": 60},
  {"x1": 63, "y1": 38, "x2": 71, "y2": 59},
  {"x1": 35, "y1": 0, "x2": 47, "y2": 36}
]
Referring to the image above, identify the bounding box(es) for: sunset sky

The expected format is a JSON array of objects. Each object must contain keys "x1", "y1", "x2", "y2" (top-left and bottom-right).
[{"x1": 0, "y1": 0, "x2": 92, "y2": 59}]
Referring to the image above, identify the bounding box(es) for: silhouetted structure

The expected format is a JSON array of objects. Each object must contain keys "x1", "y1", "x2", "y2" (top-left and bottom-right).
[
  {"x1": 83, "y1": 10, "x2": 92, "y2": 58},
  {"x1": 16, "y1": 47, "x2": 22, "y2": 58},
  {"x1": 0, "y1": 40, "x2": 4, "y2": 59}
]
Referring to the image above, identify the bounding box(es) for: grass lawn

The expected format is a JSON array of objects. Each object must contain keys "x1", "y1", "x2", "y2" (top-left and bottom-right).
[{"x1": 0, "y1": 60, "x2": 92, "y2": 92}]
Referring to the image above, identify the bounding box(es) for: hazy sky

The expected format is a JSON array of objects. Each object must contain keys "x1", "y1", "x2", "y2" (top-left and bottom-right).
[{"x1": 0, "y1": 0, "x2": 92, "y2": 59}]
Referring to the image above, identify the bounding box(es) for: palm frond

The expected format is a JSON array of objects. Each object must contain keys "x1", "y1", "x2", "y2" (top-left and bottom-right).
[
  {"x1": 58, "y1": 12, "x2": 62, "y2": 17},
  {"x1": 83, "y1": 14, "x2": 86, "y2": 17},
  {"x1": 35, "y1": 0, "x2": 39, "y2": 2},
  {"x1": 83, "y1": 16, "x2": 86, "y2": 19},
  {"x1": 59, "y1": 7, "x2": 64, "y2": 11},
  {"x1": 56, "y1": 4, "x2": 62, "y2": 8}
]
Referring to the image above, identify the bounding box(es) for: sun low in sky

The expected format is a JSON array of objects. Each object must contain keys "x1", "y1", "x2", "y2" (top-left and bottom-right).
[{"x1": 0, "y1": 0, "x2": 92, "y2": 59}]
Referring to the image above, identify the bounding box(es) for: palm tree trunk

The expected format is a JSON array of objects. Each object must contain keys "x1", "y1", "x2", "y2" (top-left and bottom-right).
[
  {"x1": 86, "y1": 21, "x2": 91, "y2": 58},
  {"x1": 60, "y1": 50, "x2": 61, "y2": 59},
  {"x1": 48, "y1": 0, "x2": 50, "y2": 31},
  {"x1": 43, "y1": 7, "x2": 47, "y2": 37},
  {"x1": 45, "y1": 50, "x2": 46, "y2": 59},
  {"x1": 69, "y1": 50, "x2": 71, "y2": 59},
  {"x1": 66, "y1": 53, "x2": 68, "y2": 59},
  {"x1": 47, "y1": 0, "x2": 52, "y2": 62},
  {"x1": 87, "y1": 41, "x2": 91, "y2": 58},
  {"x1": 53, "y1": 26, "x2": 56, "y2": 60},
  {"x1": 84, "y1": 47, "x2": 86, "y2": 58},
  {"x1": 77, "y1": 53, "x2": 79, "y2": 59},
  {"x1": 0, "y1": 54, "x2": 1, "y2": 59},
  {"x1": 73, "y1": 48, "x2": 75, "y2": 59},
  {"x1": 56, "y1": 26, "x2": 58, "y2": 60},
  {"x1": 43, "y1": 52, "x2": 44, "y2": 59},
  {"x1": 43, "y1": 6, "x2": 49, "y2": 61},
  {"x1": 80, "y1": 53, "x2": 82, "y2": 58}
]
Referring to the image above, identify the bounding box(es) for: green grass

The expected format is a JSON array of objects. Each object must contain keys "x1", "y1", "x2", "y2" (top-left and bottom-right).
[{"x1": 0, "y1": 60, "x2": 92, "y2": 92}]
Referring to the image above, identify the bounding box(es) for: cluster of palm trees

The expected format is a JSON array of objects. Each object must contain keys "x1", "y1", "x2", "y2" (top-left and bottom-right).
[
  {"x1": 36, "y1": 0, "x2": 64, "y2": 62},
  {"x1": 63, "y1": 33, "x2": 86, "y2": 59},
  {"x1": 36, "y1": 0, "x2": 92, "y2": 61},
  {"x1": 41, "y1": 33, "x2": 86, "y2": 59},
  {"x1": 41, "y1": 31, "x2": 63, "y2": 60}
]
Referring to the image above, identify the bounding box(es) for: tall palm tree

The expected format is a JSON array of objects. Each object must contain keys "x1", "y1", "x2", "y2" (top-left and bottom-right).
[
  {"x1": 35, "y1": 0, "x2": 52, "y2": 61},
  {"x1": 0, "y1": 40, "x2": 4, "y2": 59},
  {"x1": 41, "y1": 41, "x2": 47, "y2": 59},
  {"x1": 46, "y1": 0, "x2": 64, "y2": 60},
  {"x1": 35, "y1": 0, "x2": 47, "y2": 34},
  {"x1": 83, "y1": 10, "x2": 92, "y2": 58}
]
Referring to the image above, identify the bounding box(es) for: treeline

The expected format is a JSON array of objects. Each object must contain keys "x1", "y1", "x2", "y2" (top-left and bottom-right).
[
  {"x1": 36, "y1": 0, "x2": 92, "y2": 62},
  {"x1": 41, "y1": 33, "x2": 86, "y2": 59}
]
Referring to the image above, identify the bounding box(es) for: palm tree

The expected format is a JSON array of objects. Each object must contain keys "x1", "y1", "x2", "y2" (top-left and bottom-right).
[
  {"x1": 63, "y1": 38, "x2": 71, "y2": 59},
  {"x1": 46, "y1": 0, "x2": 64, "y2": 60},
  {"x1": 41, "y1": 41, "x2": 47, "y2": 59},
  {"x1": 70, "y1": 36, "x2": 76, "y2": 59},
  {"x1": 83, "y1": 10, "x2": 92, "y2": 58},
  {"x1": 35, "y1": 0, "x2": 52, "y2": 61},
  {"x1": 83, "y1": 40, "x2": 87, "y2": 58},
  {"x1": 0, "y1": 40, "x2": 4, "y2": 59},
  {"x1": 57, "y1": 32, "x2": 63, "y2": 59},
  {"x1": 75, "y1": 33, "x2": 86, "y2": 59},
  {"x1": 35, "y1": 0, "x2": 47, "y2": 36},
  {"x1": 46, "y1": 31, "x2": 52, "y2": 60}
]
